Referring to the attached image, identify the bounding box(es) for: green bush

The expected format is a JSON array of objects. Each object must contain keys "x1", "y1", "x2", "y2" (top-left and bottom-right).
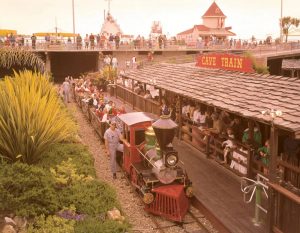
[
  {"x1": 27, "y1": 215, "x2": 75, "y2": 233},
  {"x1": 243, "y1": 51, "x2": 269, "y2": 74},
  {"x1": 60, "y1": 180, "x2": 119, "y2": 216},
  {"x1": 0, "y1": 163, "x2": 59, "y2": 217},
  {"x1": 75, "y1": 218, "x2": 129, "y2": 233},
  {"x1": 37, "y1": 143, "x2": 96, "y2": 177},
  {"x1": 0, "y1": 70, "x2": 76, "y2": 164}
]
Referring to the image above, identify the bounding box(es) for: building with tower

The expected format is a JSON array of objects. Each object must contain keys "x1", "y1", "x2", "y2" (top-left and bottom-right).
[
  {"x1": 100, "y1": 12, "x2": 123, "y2": 36},
  {"x1": 177, "y1": 1, "x2": 235, "y2": 45}
]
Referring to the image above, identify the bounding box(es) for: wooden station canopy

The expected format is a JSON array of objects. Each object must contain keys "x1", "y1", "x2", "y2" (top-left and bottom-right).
[
  {"x1": 33, "y1": 32, "x2": 77, "y2": 37},
  {"x1": 121, "y1": 63, "x2": 300, "y2": 138},
  {"x1": 0, "y1": 29, "x2": 17, "y2": 36}
]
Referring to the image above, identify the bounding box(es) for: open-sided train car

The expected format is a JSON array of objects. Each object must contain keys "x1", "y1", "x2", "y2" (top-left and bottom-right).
[{"x1": 75, "y1": 96, "x2": 193, "y2": 222}]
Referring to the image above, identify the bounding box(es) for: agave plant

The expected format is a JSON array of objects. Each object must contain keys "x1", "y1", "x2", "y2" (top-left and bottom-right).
[
  {"x1": 0, "y1": 70, "x2": 76, "y2": 164},
  {"x1": 0, "y1": 47, "x2": 45, "y2": 77}
]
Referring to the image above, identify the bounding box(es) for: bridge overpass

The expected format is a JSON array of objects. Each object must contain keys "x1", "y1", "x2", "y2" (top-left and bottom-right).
[{"x1": 15, "y1": 41, "x2": 300, "y2": 82}]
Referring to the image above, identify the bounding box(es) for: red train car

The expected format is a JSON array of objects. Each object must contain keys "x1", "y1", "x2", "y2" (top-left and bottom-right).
[{"x1": 117, "y1": 112, "x2": 193, "y2": 222}]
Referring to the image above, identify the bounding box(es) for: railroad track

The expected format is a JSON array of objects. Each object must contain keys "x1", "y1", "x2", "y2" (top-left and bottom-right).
[{"x1": 149, "y1": 204, "x2": 213, "y2": 233}]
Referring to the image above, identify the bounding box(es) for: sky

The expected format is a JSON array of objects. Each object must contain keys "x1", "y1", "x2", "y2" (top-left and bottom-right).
[{"x1": 0, "y1": 0, "x2": 299, "y2": 40}]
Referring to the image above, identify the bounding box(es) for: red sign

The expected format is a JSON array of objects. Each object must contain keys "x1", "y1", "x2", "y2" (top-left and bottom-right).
[{"x1": 196, "y1": 53, "x2": 254, "y2": 73}]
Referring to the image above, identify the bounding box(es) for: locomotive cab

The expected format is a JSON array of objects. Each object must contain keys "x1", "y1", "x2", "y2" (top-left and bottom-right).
[{"x1": 117, "y1": 112, "x2": 193, "y2": 222}]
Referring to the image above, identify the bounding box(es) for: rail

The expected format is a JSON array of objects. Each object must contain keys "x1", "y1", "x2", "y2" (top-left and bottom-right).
[{"x1": 1, "y1": 39, "x2": 300, "y2": 56}]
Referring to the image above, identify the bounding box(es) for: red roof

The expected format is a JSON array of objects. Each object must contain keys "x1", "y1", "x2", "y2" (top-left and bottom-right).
[
  {"x1": 194, "y1": 25, "x2": 210, "y2": 31},
  {"x1": 177, "y1": 25, "x2": 210, "y2": 36},
  {"x1": 202, "y1": 2, "x2": 226, "y2": 17},
  {"x1": 177, "y1": 28, "x2": 194, "y2": 36}
]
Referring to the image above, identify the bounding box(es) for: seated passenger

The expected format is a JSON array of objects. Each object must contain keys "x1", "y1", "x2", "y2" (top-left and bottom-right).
[
  {"x1": 133, "y1": 83, "x2": 141, "y2": 94},
  {"x1": 117, "y1": 106, "x2": 126, "y2": 115},
  {"x1": 192, "y1": 106, "x2": 200, "y2": 125},
  {"x1": 221, "y1": 128, "x2": 235, "y2": 164},
  {"x1": 182, "y1": 101, "x2": 190, "y2": 119},
  {"x1": 169, "y1": 104, "x2": 176, "y2": 121},
  {"x1": 143, "y1": 90, "x2": 152, "y2": 99},
  {"x1": 105, "y1": 100, "x2": 113, "y2": 112},
  {"x1": 160, "y1": 98, "x2": 170, "y2": 116},
  {"x1": 198, "y1": 110, "x2": 206, "y2": 127},
  {"x1": 231, "y1": 117, "x2": 243, "y2": 141},
  {"x1": 205, "y1": 111, "x2": 213, "y2": 128},
  {"x1": 91, "y1": 94, "x2": 98, "y2": 108}
]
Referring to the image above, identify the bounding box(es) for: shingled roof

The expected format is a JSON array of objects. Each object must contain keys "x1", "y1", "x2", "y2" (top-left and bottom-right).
[{"x1": 121, "y1": 63, "x2": 300, "y2": 134}]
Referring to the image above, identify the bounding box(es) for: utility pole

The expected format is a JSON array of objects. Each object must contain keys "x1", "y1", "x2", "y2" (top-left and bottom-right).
[
  {"x1": 72, "y1": 0, "x2": 76, "y2": 42},
  {"x1": 72, "y1": 0, "x2": 75, "y2": 34},
  {"x1": 280, "y1": 0, "x2": 283, "y2": 43}
]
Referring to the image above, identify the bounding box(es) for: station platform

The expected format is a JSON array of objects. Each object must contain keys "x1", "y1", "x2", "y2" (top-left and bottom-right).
[
  {"x1": 105, "y1": 94, "x2": 268, "y2": 233},
  {"x1": 174, "y1": 139, "x2": 267, "y2": 233}
]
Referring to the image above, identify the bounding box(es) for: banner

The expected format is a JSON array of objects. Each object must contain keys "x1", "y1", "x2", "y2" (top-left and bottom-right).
[{"x1": 196, "y1": 53, "x2": 254, "y2": 73}]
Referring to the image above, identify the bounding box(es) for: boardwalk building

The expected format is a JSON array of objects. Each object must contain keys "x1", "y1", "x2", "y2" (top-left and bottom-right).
[{"x1": 177, "y1": 2, "x2": 235, "y2": 46}]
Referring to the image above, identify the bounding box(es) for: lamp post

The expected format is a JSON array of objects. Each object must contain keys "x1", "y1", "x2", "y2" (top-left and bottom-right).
[{"x1": 262, "y1": 109, "x2": 282, "y2": 232}]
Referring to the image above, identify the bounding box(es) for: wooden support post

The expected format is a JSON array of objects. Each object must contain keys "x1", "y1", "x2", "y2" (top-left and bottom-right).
[
  {"x1": 249, "y1": 120, "x2": 254, "y2": 144},
  {"x1": 291, "y1": 69, "x2": 295, "y2": 78},
  {"x1": 178, "y1": 96, "x2": 183, "y2": 140},
  {"x1": 132, "y1": 79, "x2": 135, "y2": 110},
  {"x1": 246, "y1": 149, "x2": 253, "y2": 178},
  {"x1": 159, "y1": 89, "x2": 162, "y2": 105},
  {"x1": 267, "y1": 124, "x2": 279, "y2": 233}
]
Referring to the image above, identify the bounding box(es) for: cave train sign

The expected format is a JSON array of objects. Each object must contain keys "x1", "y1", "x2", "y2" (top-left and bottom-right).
[{"x1": 196, "y1": 53, "x2": 254, "y2": 73}]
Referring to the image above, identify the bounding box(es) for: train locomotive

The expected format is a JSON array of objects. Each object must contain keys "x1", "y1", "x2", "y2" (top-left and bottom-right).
[{"x1": 117, "y1": 112, "x2": 193, "y2": 222}]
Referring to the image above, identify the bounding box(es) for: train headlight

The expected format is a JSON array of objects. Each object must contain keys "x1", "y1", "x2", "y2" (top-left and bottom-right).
[
  {"x1": 165, "y1": 151, "x2": 178, "y2": 168},
  {"x1": 143, "y1": 192, "x2": 154, "y2": 204}
]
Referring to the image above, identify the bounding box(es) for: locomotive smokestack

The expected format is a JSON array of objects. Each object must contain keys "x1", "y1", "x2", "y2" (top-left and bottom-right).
[{"x1": 152, "y1": 115, "x2": 178, "y2": 150}]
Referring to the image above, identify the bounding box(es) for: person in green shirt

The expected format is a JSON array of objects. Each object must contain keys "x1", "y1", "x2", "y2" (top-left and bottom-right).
[
  {"x1": 257, "y1": 140, "x2": 270, "y2": 176},
  {"x1": 242, "y1": 126, "x2": 262, "y2": 148}
]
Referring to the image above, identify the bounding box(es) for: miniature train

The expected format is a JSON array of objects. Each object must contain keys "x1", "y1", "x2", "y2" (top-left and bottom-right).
[{"x1": 74, "y1": 94, "x2": 193, "y2": 222}]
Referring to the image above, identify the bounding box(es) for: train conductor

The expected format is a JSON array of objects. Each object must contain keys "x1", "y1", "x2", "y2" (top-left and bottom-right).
[{"x1": 104, "y1": 120, "x2": 124, "y2": 179}]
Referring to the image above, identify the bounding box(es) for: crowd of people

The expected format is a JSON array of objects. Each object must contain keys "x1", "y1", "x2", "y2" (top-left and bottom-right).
[
  {"x1": 73, "y1": 76, "x2": 126, "y2": 124},
  {"x1": 145, "y1": 97, "x2": 272, "y2": 174},
  {"x1": 1, "y1": 32, "x2": 287, "y2": 51}
]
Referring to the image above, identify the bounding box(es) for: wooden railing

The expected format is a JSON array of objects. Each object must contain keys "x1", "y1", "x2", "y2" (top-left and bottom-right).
[
  {"x1": 180, "y1": 120, "x2": 274, "y2": 178},
  {"x1": 270, "y1": 182, "x2": 300, "y2": 233},
  {"x1": 278, "y1": 157, "x2": 300, "y2": 190},
  {"x1": 116, "y1": 84, "x2": 160, "y2": 115}
]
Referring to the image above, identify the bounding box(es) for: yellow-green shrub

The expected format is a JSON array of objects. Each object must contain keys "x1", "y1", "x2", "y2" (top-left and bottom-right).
[{"x1": 0, "y1": 70, "x2": 76, "y2": 164}]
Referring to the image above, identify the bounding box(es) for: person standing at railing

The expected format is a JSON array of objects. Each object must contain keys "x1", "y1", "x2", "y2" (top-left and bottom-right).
[
  {"x1": 76, "y1": 34, "x2": 82, "y2": 50},
  {"x1": 84, "y1": 34, "x2": 89, "y2": 49},
  {"x1": 96, "y1": 34, "x2": 101, "y2": 49},
  {"x1": 115, "y1": 34, "x2": 120, "y2": 49},
  {"x1": 89, "y1": 33, "x2": 95, "y2": 50},
  {"x1": 31, "y1": 34, "x2": 37, "y2": 49}
]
